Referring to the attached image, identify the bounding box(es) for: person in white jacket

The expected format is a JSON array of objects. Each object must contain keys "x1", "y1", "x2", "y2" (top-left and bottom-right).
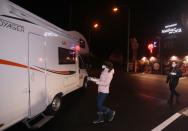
[{"x1": 88, "y1": 61, "x2": 115, "y2": 124}]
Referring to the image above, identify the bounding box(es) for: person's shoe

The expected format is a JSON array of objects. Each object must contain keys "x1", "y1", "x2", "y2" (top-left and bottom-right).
[
  {"x1": 92, "y1": 119, "x2": 104, "y2": 124},
  {"x1": 108, "y1": 110, "x2": 116, "y2": 122},
  {"x1": 92, "y1": 112, "x2": 104, "y2": 124}
]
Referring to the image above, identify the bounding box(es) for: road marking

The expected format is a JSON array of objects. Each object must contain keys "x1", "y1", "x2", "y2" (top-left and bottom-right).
[
  {"x1": 130, "y1": 74, "x2": 165, "y2": 80},
  {"x1": 139, "y1": 93, "x2": 167, "y2": 106},
  {"x1": 180, "y1": 77, "x2": 187, "y2": 80},
  {"x1": 151, "y1": 113, "x2": 182, "y2": 131},
  {"x1": 179, "y1": 107, "x2": 188, "y2": 116},
  {"x1": 139, "y1": 93, "x2": 165, "y2": 102}
]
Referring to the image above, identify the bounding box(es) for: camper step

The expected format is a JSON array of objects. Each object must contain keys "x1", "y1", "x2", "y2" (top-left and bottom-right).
[
  {"x1": 24, "y1": 113, "x2": 54, "y2": 129},
  {"x1": 32, "y1": 114, "x2": 54, "y2": 128}
]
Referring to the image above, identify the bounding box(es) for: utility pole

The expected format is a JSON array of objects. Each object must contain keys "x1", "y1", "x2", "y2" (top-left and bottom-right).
[
  {"x1": 112, "y1": 5, "x2": 131, "y2": 72},
  {"x1": 126, "y1": 8, "x2": 131, "y2": 72},
  {"x1": 88, "y1": 28, "x2": 92, "y2": 45}
]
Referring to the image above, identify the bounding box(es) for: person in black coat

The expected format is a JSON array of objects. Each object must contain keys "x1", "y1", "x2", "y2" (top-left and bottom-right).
[{"x1": 166, "y1": 62, "x2": 182, "y2": 105}]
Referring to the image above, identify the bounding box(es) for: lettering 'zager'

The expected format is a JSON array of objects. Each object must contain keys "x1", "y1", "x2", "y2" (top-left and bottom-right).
[{"x1": 0, "y1": 18, "x2": 24, "y2": 32}]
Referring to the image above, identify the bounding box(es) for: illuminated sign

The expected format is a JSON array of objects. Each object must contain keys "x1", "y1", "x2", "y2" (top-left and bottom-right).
[
  {"x1": 162, "y1": 28, "x2": 182, "y2": 34},
  {"x1": 161, "y1": 23, "x2": 182, "y2": 35},
  {"x1": 148, "y1": 43, "x2": 154, "y2": 53},
  {"x1": 153, "y1": 41, "x2": 157, "y2": 47},
  {"x1": 165, "y1": 23, "x2": 177, "y2": 28}
]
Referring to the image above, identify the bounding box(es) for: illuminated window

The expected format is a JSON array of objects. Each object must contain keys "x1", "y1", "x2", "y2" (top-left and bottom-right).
[{"x1": 58, "y1": 47, "x2": 76, "y2": 64}]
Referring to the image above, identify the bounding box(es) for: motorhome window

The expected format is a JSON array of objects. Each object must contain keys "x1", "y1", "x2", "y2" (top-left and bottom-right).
[
  {"x1": 79, "y1": 39, "x2": 85, "y2": 48},
  {"x1": 58, "y1": 47, "x2": 76, "y2": 64}
]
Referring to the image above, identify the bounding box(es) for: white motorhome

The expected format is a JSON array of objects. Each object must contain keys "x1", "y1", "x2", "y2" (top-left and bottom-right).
[{"x1": 0, "y1": 0, "x2": 88, "y2": 130}]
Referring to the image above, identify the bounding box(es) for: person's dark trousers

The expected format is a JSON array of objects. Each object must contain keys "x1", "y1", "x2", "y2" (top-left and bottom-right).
[
  {"x1": 93, "y1": 92, "x2": 115, "y2": 124},
  {"x1": 97, "y1": 92, "x2": 114, "y2": 119},
  {"x1": 92, "y1": 92, "x2": 108, "y2": 124},
  {"x1": 169, "y1": 83, "x2": 180, "y2": 104},
  {"x1": 97, "y1": 92, "x2": 109, "y2": 112}
]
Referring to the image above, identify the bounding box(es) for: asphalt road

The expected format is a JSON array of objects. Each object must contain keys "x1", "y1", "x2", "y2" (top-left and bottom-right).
[{"x1": 6, "y1": 69, "x2": 188, "y2": 131}]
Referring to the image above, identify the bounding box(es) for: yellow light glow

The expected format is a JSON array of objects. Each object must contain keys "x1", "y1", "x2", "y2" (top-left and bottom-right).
[
  {"x1": 149, "y1": 56, "x2": 156, "y2": 62},
  {"x1": 170, "y1": 55, "x2": 178, "y2": 61},
  {"x1": 113, "y1": 7, "x2": 119, "y2": 13},
  {"x1": 66, "y1": 57, "x2": 70, "y2": 60},
  {"x1": 141, "y1": 57, "x2": 147, "y2": 62},
  {"x1": 184, "y1": 55, "x2": 188, "y2": 60},
  {"x1": 183, "y1": 55, "x2": 188, "y2": 64},
  {"x1": 93, "y1": 23, "x2": 99, "y2": 28}
]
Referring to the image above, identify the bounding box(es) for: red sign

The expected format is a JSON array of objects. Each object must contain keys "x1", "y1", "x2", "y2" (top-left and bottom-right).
[{"x1": 148, "y1": 44, "x2": 154, "y2": 53}]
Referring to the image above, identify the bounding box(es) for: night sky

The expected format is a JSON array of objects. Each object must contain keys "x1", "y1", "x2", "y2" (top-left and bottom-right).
[{"x1": 10, "y1": 0, "x2": 188, "y2": 59}]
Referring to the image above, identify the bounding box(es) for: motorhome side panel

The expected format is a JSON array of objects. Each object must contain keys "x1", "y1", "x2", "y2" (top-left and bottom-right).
[
  {"x1": 45, "y1": 37, "x2": 80, "y2": 102},
  {"x1": 0, "y1": 16, "x2": 29, "y2": 130}
]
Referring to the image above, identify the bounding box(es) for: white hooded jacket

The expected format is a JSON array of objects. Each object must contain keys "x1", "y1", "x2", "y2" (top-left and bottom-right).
[{"x1": 90, "y1": 68, "x2": 114, "y2": 93}]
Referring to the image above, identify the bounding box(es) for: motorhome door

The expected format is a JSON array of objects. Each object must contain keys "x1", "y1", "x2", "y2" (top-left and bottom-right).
[{"x1": 29, "y1": 33, "x2": 47, "y2": 117}]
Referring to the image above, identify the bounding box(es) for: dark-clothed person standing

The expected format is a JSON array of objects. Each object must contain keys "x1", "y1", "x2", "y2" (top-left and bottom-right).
[{"x1": 166, "y1": 62, "x2": 182, "y2": 105}]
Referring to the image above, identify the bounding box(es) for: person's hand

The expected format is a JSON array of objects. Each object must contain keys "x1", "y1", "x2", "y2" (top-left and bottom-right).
[
  {"x1": 170, "y1": 72, "x2": 176, "y2": 75},
  {"x1": 87, "y1": 77, "x2": 91, "y2": 81}
]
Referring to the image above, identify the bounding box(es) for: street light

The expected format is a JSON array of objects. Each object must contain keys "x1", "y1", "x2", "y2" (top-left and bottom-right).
[
  {"x1": 112, "y1": 7, "x2": 119, "y2": 14},
  {"x1": 141, "y1": 57, "x2": 148, "y2": 63},
  {"x1": 88, "y1": 22, "x2": 100, "y2": 45},
  {"x1": 93, "y1": 23, "x2": 99, "y2": 29},
  {"x1": 149, "y1": 56, "x2": 157, "y2": 63},
  {"x1": 112, "y1": 5, "x2": 131, "y2": 72},
  {"x1": 169, "y1": 55, "x2": 179, "y2": 62}
]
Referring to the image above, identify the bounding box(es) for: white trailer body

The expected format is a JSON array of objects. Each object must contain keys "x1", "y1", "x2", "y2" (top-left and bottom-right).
[{"x1": 0, "y1": 0, "x2": 88, "y2": 130}]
